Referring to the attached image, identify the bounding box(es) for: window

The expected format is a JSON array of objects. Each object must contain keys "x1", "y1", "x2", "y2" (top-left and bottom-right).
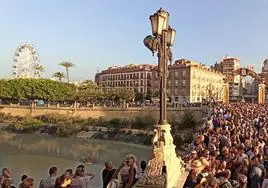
[
  {"x1": 175, "y1": 80, "x2": 179, "y2": 86},
  {"x1": 127, "y1": 81, "x2": 129, "y2": 86},
  {"x1": 140, "y1": 80, "x2": 143, "y2": 86},
  {"x1": 141, "y1": 73, "x2": 144, "y2": 79},
  {"x1": 192, "y1": 71, "x2": 196, "y2": 78},
  {"x1": 130, "y1": 74, "x2": 132, "y2": 79},
  {"x1": 175, "y1": 88, "x2": 178, "y2": 95},
  {"x1": 168, "y1": 80, "x2": 171, "y2": 86},
  {"x1": 175, "y1": 71, "x2": 179, "y2": 77},
  {"x1": 182, "y1": 80, "x2": 186, "y2": 87},
  {"x1": 175, "y1": 97, "x2": 179, "y2": 101},
  {"x1": 140, "y1": 87, "x2": 143, "y2": 93},
  {"x1": 127, "y1": 74, "x2": 129, "y2": 79},
  {"x1": 182, "y1": 70, "x2": 186, "y2": 77}
]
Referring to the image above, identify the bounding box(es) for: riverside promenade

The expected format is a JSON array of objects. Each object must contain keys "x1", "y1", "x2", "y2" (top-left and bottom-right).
[{"x1": 0, "y1": 104, "x2": 208, "y2": 120}]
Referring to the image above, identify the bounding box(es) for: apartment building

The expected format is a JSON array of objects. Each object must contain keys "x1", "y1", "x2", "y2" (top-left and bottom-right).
[
  {"x1": 95, "y1": 64, "x2": 156, "y2": 94},
  {"x1": 151, "y1": 59, "x2": 225, "y2": 104},
  {"x1": 212, "y1": 56, "x2": 241, "y2": 99},
  {"x1": 259, "y1": 59, "x2": 268, "y2": 85}
]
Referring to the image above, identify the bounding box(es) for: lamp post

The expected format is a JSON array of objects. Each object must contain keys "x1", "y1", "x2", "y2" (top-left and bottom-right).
[
  {"x1": 138, "y1": 8, "x2": 185, "y2": 188},
  {"x1": 144, "y1": 8, "x2": 176, "y2": 125}
]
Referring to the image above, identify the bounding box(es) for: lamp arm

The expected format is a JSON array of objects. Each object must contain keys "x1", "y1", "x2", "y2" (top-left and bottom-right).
[{"x1": 166, "y1": 47, "x2": 173, "y2": 64}]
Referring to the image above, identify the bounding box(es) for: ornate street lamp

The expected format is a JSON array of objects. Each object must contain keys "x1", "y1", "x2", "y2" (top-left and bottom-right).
[
  {"x1": 137, "y1": 8, "x2": 185, "y2": 188},
  {"x1": 144, "y1": 8, "x2": 176, "y2": 125},
  {"x1": 149, "y1": 12, "x2": 166, "y2": 36}
]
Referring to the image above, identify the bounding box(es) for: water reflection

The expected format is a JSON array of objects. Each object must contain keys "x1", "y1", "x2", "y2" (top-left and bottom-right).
[{"x1": 0, "y1": 131, "x2": 149, "y2": 187}]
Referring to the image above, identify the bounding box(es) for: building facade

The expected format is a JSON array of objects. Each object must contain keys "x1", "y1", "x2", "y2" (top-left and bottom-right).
[
  {"x1": 259, "y1": 59, "x2": 268, "y2": 85},
  {"x1": 95, "y1": 64, "x2": 156, "y2": 94},
  {"x1": 212, "y1": 56, "x2": 241, "y2": 99},
  {"x1": 151, "y1": 59, "x2": 225, "y2": 104}
]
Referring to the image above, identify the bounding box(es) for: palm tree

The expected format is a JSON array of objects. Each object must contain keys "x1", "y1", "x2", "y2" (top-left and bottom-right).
[
  {"x1": 33, "y1": 65, "x2": 45, "y2": 78},
  {"x1": 59, "y1": 61, "x2": 75, "y2": 83},
  {"x1": 53, "y1": 72, "x2": 65, "y2": 82}
]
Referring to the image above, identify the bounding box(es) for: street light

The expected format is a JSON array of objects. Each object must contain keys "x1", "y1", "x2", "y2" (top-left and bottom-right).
[
  {"x1": 167, "y1": 26, "x2": 176, "y2": 46},
  {"x1": 149, "y1": 12, "x2": 165, "y2": 36},
  {"x1": 144, "y1": 8, "x2": 176, "y2": 125},
  {"x1": 139, "y1": 8, "x2": 184, "y2": 188}
]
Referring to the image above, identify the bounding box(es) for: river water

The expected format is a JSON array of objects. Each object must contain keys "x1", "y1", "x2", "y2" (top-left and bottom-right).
[{"x1": 0, "y1": 131, "x2": 150, "y2": 188}]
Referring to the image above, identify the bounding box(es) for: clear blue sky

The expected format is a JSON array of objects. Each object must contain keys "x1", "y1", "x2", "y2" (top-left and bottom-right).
[{"x1": 1, "y1": 0, "x2": 268, "y2": 81}]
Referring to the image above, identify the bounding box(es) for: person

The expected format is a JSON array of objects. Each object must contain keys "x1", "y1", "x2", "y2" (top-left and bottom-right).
[
  {"x1": 218, "y1": 170, "x2": 232, "y2": 188},
  {"x1": 107, "y1": 160, "x2": 127, "y2": 188},
  {"x1": 70, "y1": 165, "x2": 95, "y2": 188},
  {"x1": 102, "y1": 161, "x2": 116, "y2": 188},
  {"x1": 140, "y1": 161, "x2": 146, "y2": 174},
  {"x1": 0, "y1": 168, "x2": 12, "y2": 186},
  {"x1": 18, "y1": 175, "x2": 28, "y2": 188},
  {"x1": 65, "y1": 169, "x2": 73, "y2": 179},
  {"x1": 55, "y1": 174, "x2": 71, "y2": 188},
  {"x1": 55, "y1": 169, "x2": 73, "y2": 188},
  {"x1": 1, "y1": 178, "x2": 12, "y2": 188},
  {"x1": 22, "y1": 178, "x2": 34, "y2": 188},
  {"x1": 39, "y1": 167, "x2": 58, "y2": 188},
  {"x1": 69, "y1": 168, "x2": 83, "y2": 188},
  {"x1": 183, "y1": 169, "x2": 198, "y2": 188},
  {"x1": 124, "y1": 157, "x2": 138, "y2": 188}
]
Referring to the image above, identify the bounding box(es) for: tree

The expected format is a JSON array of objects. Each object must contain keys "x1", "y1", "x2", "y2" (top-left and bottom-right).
[
  {"x1": 33, "y1": 65, "x2": 45, "y2": 78},
  {"x1": 134, "y1": 88, "x2": 144, "y2": 102},
  {"x1": 134, "y1": 92, "x2": 144, "y2": 102},
  {"x1": 119, "y1": 89, "x2": 134, "y2": 101},
  {"x1": 53, "y1": 72, "x2": 65, "y2": 82},
  {"x1": 0, "y1": 78, "x2": 75, "y2": 102},
  {"x1": 71, "y1": 80, "x2": 104, "y2": 105},
  {"x1": 59, "y1": 61, "x2": 75, "y2": 83},
  {"x1": 180, "y1": 110, "x2": 197, "y2": 129},
  {"x1": 145, "y1": 90, "x2": 152, "y2": 101}
]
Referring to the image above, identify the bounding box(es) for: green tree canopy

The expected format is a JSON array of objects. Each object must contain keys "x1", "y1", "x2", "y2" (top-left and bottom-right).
[{"x1": 0, "y1": 78, "x2": 75, "y2": 101}]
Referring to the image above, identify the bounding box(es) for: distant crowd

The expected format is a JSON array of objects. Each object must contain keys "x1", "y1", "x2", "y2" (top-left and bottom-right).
[
  {"x1": 0, "y1": 154, "x2": 146, "y2": 188},
  {"x1": 183, "y1": 103, "x2": 268, "y2": 188}
]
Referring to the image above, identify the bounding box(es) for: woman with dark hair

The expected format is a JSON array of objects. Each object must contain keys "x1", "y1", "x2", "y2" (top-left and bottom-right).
[
  {"x1": 123, "y1": 157, "x2": 139, "y2": 188},
  {"x1": 18, "y1": 175, "x2": 28, "y2": 188}
]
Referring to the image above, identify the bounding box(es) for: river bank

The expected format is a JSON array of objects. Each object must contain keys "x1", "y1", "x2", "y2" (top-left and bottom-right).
[{"x1": 0, "y1": 111, "x2": 201, "y2": 152}]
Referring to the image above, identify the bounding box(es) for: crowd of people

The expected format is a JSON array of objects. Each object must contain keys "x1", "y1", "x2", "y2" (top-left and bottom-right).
[
  {"x1": 183, "y1": 103, "x2": 268, "y2": 188},
  {"x1": 3, "y1": 102, "x2": 268, "y2": 188},
  {"x1": 0, "y1": 154, "x2": 147, "y2": 188},
  {"x1": 0, "y1": 165, "x2": 95, "y2": 188}
]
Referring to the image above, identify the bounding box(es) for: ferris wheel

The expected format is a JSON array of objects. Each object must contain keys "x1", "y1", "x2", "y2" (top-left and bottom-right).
[{"x1": 12, "y1": 43, "x2": 41, "y2": 78}]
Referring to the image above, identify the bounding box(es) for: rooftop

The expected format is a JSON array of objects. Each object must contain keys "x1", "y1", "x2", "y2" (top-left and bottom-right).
[{"x1": 100, "y1": 63, "x2": 157, "y2": 74}]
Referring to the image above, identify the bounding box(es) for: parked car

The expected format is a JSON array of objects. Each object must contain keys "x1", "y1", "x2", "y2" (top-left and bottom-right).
[{"x1": 35, "y1": 100, "x2": 45, "y2": 106}]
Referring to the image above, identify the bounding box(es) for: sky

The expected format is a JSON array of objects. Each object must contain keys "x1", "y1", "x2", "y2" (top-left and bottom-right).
[{"x1": 1, "y1": 0, "x2": 268, "y2": 81}]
